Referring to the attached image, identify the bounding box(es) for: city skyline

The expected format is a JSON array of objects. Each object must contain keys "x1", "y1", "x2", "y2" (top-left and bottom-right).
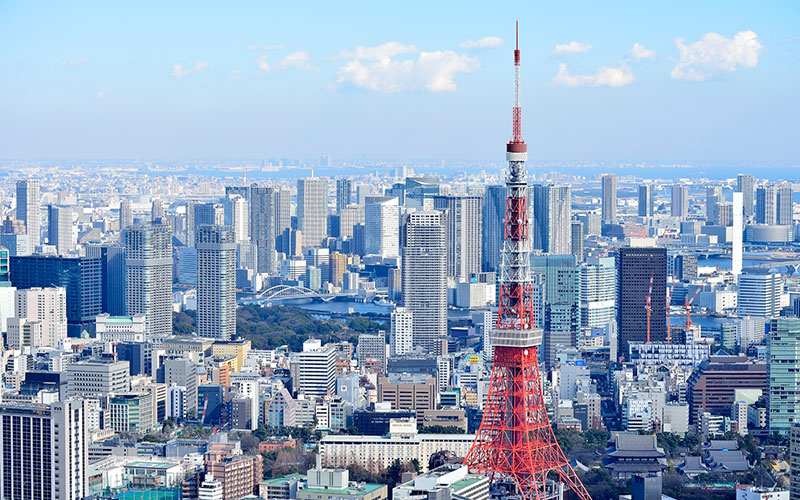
[{"x1": 1, "y1": 1, "x2": 798, "y2": 163}]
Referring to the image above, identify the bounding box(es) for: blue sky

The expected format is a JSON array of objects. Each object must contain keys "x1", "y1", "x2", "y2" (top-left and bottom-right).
[{"x1": 0, "y1": 1, "x2": 798, "y2": 163}]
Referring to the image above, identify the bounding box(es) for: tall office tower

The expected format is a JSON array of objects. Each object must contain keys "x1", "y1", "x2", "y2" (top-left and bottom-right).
[
  {"x1": 197, "y1": 225, "x2": 236, "y2": 340},
  {"x1": 226, "y1": 184, "x2": 251, "y2": 200},
  {"x1": 16, "y1": 179, "x2": 41, "y2": 248},
  {"x1": 356, "y1": 184, "x2": 373, "y2": 205},
  {"x1": 732, "y1": 193, "x2": 743, "y2": 277},
  {"x1": 295, "y1": 339, "x2": 336, "y2": 398},
  {"x1": 482, "y1": 185, "x2": 508, "y2": 272},
  {"x1": 151, "y1": 198, "x2": 165, "y2": 221},
  {"x1": 756, "y1": 184, "x2": 778, "y2": 225},
  {"x1": 190, "y1": 202, "x2": 224, "y2": 247},
  {"x1": 706, "y1": 186, "x2": 722, "y2": 223},
  {"x1": 737, "y1": 268, "x2": 783, "y2": 318},
  {"x1": 297, "y1": 177, "x2": 329, "y2": 247},
  {"x1": 227, "y1": 195, "x2": 250, "y2": 243},
  {"x1": 601, "y1": 174, "x2": 617, "y2": 223},
  {"x1": 125, "y1": 223, "x2": 173, "y2": 337},
  {"x1": 0, "y1": 399, "x2": 89, "y2": 500},
  {"x1": 328, "y1": 251, "x2": 347, "y2": 287},
  {"x1": 433, "y1": 195, "x2": 482, "y2": 280},
  {"x1": 161, "y1": 357, "x2": 199, "y2": 415},
  {"x1": 251, "y1": 186, "x2": 278, "y2": 273},
  {"x1": 570, "y1": 221, "x2": 584, "y2": 263},
  {"x1": 777, "y1": 183, "x2": 794, "y2": 225},
  {"x1": 617, "y1": 247, "x2": 667, "y2": 358},
  {"x1": 339, "y1": 205, "x2": 365, "y2": 239},
  {"x1": 8, "y1": 255, "x2": 102, "y2": 337},
  {"x1": 638, "y1": 183, "x2": 654, "y2": 217},
  {"x1": 671, "y1": 184, "x2": 689, "y2": 218},
  {"x1": 336, "y1": 179, "x2": 352, "y2": 213},
  {"x1": 358, "y1": 333, "x2": 387, "y2": 374},
  {"x1": 275, "y1": 188, "x2": 292, "y2": 235},
  {"x1": 390, "y1": 306, "x2": 413, "y2": 356},
  {"x1": 531, "y1": 254, "x2": 580, "y2": 368},
  {"x1": 402, "y1": 211, "x2": 447, "y2": 355},
  {"x1": 737, "y1": 174, "x2": 755, "y2": 217},
  {"x1": 87, "y1": 244, "x2": 127, "y2": 315},
  {"x1": 531, "y1": 184, "x2": 571, "y2": 255},
  {"x1": 768, "y1": 318, "x2": 800, "y2": 434},
  {"x1": 580, "y1": 256, "x2": 616, "y2": 329},
  {"x1": 8, "y1": 286, "x2": 67, "y2": 348},
  {"x1": 365, "y1": 196, "x2": 400, "y2": 258},
  {"x1": 119, "y1": 198, "x2": 133, "y2": 231},
  {"x1": 48, "y1": 205, "x2": 74, "y2": 255}
]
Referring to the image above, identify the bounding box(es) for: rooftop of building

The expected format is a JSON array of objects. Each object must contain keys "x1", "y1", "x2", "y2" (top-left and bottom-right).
[{"x1": 124, "y1": 461, "x2": 180, "y2": 469}]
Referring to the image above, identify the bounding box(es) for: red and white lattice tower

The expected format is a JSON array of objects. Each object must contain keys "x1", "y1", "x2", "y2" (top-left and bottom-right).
[{"x1": 463, "y1": 22, "x2": 592, "y2": 500}]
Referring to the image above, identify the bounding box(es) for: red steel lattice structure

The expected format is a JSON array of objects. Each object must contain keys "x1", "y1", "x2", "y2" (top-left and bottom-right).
[{"x1": 463, "y1": 22, "x2": 592, "y2": 500}]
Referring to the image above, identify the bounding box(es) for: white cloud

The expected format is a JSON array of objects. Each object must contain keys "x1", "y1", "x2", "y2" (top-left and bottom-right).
[
  {"x1": 96, "y1": 89, "x2": 106, "y2": 100},
  {"x1": 630, "y1": 43, "x2": 655, "y2": 60},
  {"x1": 60, "y1": 57, "x2": 88, "y2": 68},
  {"x1": 552, "y1": 62, "x2": 635, "y2": 87},
  {"x1": 334, "y1": 42, "x2": 418, "y2": 60},
  {"x1": 671, "y1": 30, "x2": 763, "y2": 81},
  {"x1": 276, "y1": 51, "x2": 318, "y2": 71},
  {"x1": 229, "y1": 69, "x2": 243, "y2": 80},
  {"x1": 171, "y1": 63, "x2": 191, "y2": 78},
  {"x1": 248, "y1": 44, "x2": 287, "y2": 51},
  {"x1": 460, "y1": 36, "x2": 503, "y2": 49},
  {"x1": 255, "y1": 54, "x2": 271, "y2": 72},
  {"x1": 553, "y1": 41, "x2": 593, "y2": 54},
  {"x1": 335, "y1": 43, "x2": 480, "y2": 93},
  {"x1": 171, "y1": 61, "x2": 210, "y2": 78}
]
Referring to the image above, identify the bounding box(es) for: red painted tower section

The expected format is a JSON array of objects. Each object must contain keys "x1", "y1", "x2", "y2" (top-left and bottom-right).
[{"x1": 463, "y1": 22, "x2": 592, "y2": 500}]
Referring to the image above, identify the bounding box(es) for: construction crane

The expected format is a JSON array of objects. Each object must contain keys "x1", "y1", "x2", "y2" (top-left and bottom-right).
[
  {"x1": 685, "y1": 286, "x2": 703, "y2": 335},
  {"x1": 645, "y1": 272, "x2": 654, "y2": 343},
  {"x1": 200, "y1": 394, "x2": 209, "y2": 423}
]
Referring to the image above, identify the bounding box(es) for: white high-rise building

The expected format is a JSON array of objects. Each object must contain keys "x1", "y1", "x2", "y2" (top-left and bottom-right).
[
  {"x1": 167, "y1": 384, "x2": 186, "y2": 420},
  {"x1": 296, "y1": 339, "x2": 336, "y2": 398},
  {"x1": 297, "y1": 177, "x2": 329, "y2": 247},
  {"x1": 433, "y1": 195, "x2": 482, "y2": 280},
  {"x1": 482, "y1": 309, "x2": 496, "y2": 363},
  {"x1": 732, "y1": 192, "x2": 743, "y2": 276},
  {"x1": 125, "y1": 223, "x2": 173, "y2": 337},
  {"x1": 601, "y1": 174, "x2": 617, "y2": 223},
  {"x1": 197, "y1": 225, "x2": 236, "y2": 340},
  {"x1": 0, "y1": 399, "x2": 89, "y2": 500},
  {"x1": 531, "y1": 184, "x2": 571, "y2": 255},
  {"x1": 119, "y1": 198, "x2": 133, "y2": 230},
  {"x1": 16, "y1": 179, "x2": 41, "y2": 249},
  {"x1": 671, "y1": 184, "x2": 689, "y2": 218},
  {"x1": 229, "y1": 195, "x2": 250, "y2": 243},
  {"x1": 365, "y1": 196, "x2": 400, "y2": 258},
  {"x1": 580, "y1": 257, "x2": 616, "y2": 329},
  {"x1": 402, "y1": 211, "x2": 447, "y2": 355},
  {"x1": 738, "y1": 268, "x2": 783, "y2": 318},
  {"x1": 391, "y1": 307, "x2": 414, "y2": 356},
  {"x1": 8, "y1": 286, "x2": 67, "y2": 349},
  {"x1": 48, "y1": 205, "x2": 74, "y2": 255}
]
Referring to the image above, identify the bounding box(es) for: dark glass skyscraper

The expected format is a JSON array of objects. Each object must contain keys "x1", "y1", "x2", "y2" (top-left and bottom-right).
[
  {"x1": 531, "y1": 254, "x2": 580, "y2": 368},
  {"x1": 617, "y1": 247, "x2": 667, "y2": 359},
  {"x1": 86, "y1": 244, "x2": 126, "y2": 316},
  {"x1": 9, "y1": 255, "x2": 102, "y2": 336},
  {"x1": 482, "y1": 185, "x2": 508, "y2": 273}
]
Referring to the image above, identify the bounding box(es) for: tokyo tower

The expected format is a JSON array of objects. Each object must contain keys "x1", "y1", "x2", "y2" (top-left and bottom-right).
[{"x1": 463, "y1": 22, "x2": 592, "y2": 500}]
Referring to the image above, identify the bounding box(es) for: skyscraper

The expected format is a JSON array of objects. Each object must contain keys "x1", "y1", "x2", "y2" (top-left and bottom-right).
[
  {"x1": 754, "y1": 183, "x2": 791, "y2": 225},
  {"x1": 617, "y1": 247, "x2": 667, "y2": 359},
  {"x1": 8, "y1": 286, "x2": 67, "y2": 348},
  {"x1": 48, "y1": 204, "x2": 74, "y2": 255},
  {"x1": 189, "y1": 202, "x2": 224, "y2": 247},
  {"x1": 151, "y1": 198, "x2": 165, "y2": 221},
  {"x1": 365, "y1": 196, "x2": 400, "y2": 258},
  {"x1": 737, "y1": 268, "x2": 782, "y2": 318},
  {"x1": 336, "y1": 179, "x2": 352, "y2": 214},
  {"x1": 706, "y1": 186, "x2": 722, "y2": 223},
  {"x1": 638, "y1": 183, "x2": 654, "y2": 217},
  {"x1": 601, "y1": 174, "x2": 617, "y2": 223},
  {"x1": 250, "y1": 186, "x2": 277, "y2": 273},
  {"x1": 297, "y1": 177, "x2": 329, "y2": 247},
  {"x1": 119, "y1": 198, "x2": 133, "y2": 232},
  {"x1": 390, "y1": 306, "x2": 413, "y2": 356},
  {"x1": 571, "y1": 221, "x2": 584, "y2": 263},
  {"x1": 197, "y1": 225, "x2": 236, "y2": 340},
  {"x1": 767, "y1": 318, "x2": 800, "y2": 434},
  {"x1": 16, "y1": 179, "x2": 40, "y2": 249},
  {"x1": 224, "y1": 195, "x2": 250, "y2": 243},
  {"x1": 777, "y1": 182, "x2": 794, "y2": 225},
  {"x1": 86, "y1": 244, "x2": 127, "y2": 315},
  {"x1": 671, "y1": 184, "x2": 689, "y2": 218},
  {"x1": 580, "y1": 257, "x2": 616, "y2": 329},
  {"x1": 531, "y1": 184, "x2": 571, "y2": 255},
  {"x1": 737, "y1": 174, "x2": 755, "y2": 217},
  {"x1": 275, "y1": 188, "x2": 292, "y2": 236},
  {"x1": 482, "y1": 185, "x2": 508, "y2": 273},
  {"x1": 0, "y1": 399, "x2": 89, "y2": 500},
  {"x1": 433, "y1": 195, "x2": 482, "y2": 280},
  {"x1": 125, "y1": 223, "x2": 173, "y2": 337},
  {"x1": 531, "y1": 254, "x2": 580, "y2": 368},
  {"x1": 402, "y1": 211, "x2": 447, "y2": 355}
]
